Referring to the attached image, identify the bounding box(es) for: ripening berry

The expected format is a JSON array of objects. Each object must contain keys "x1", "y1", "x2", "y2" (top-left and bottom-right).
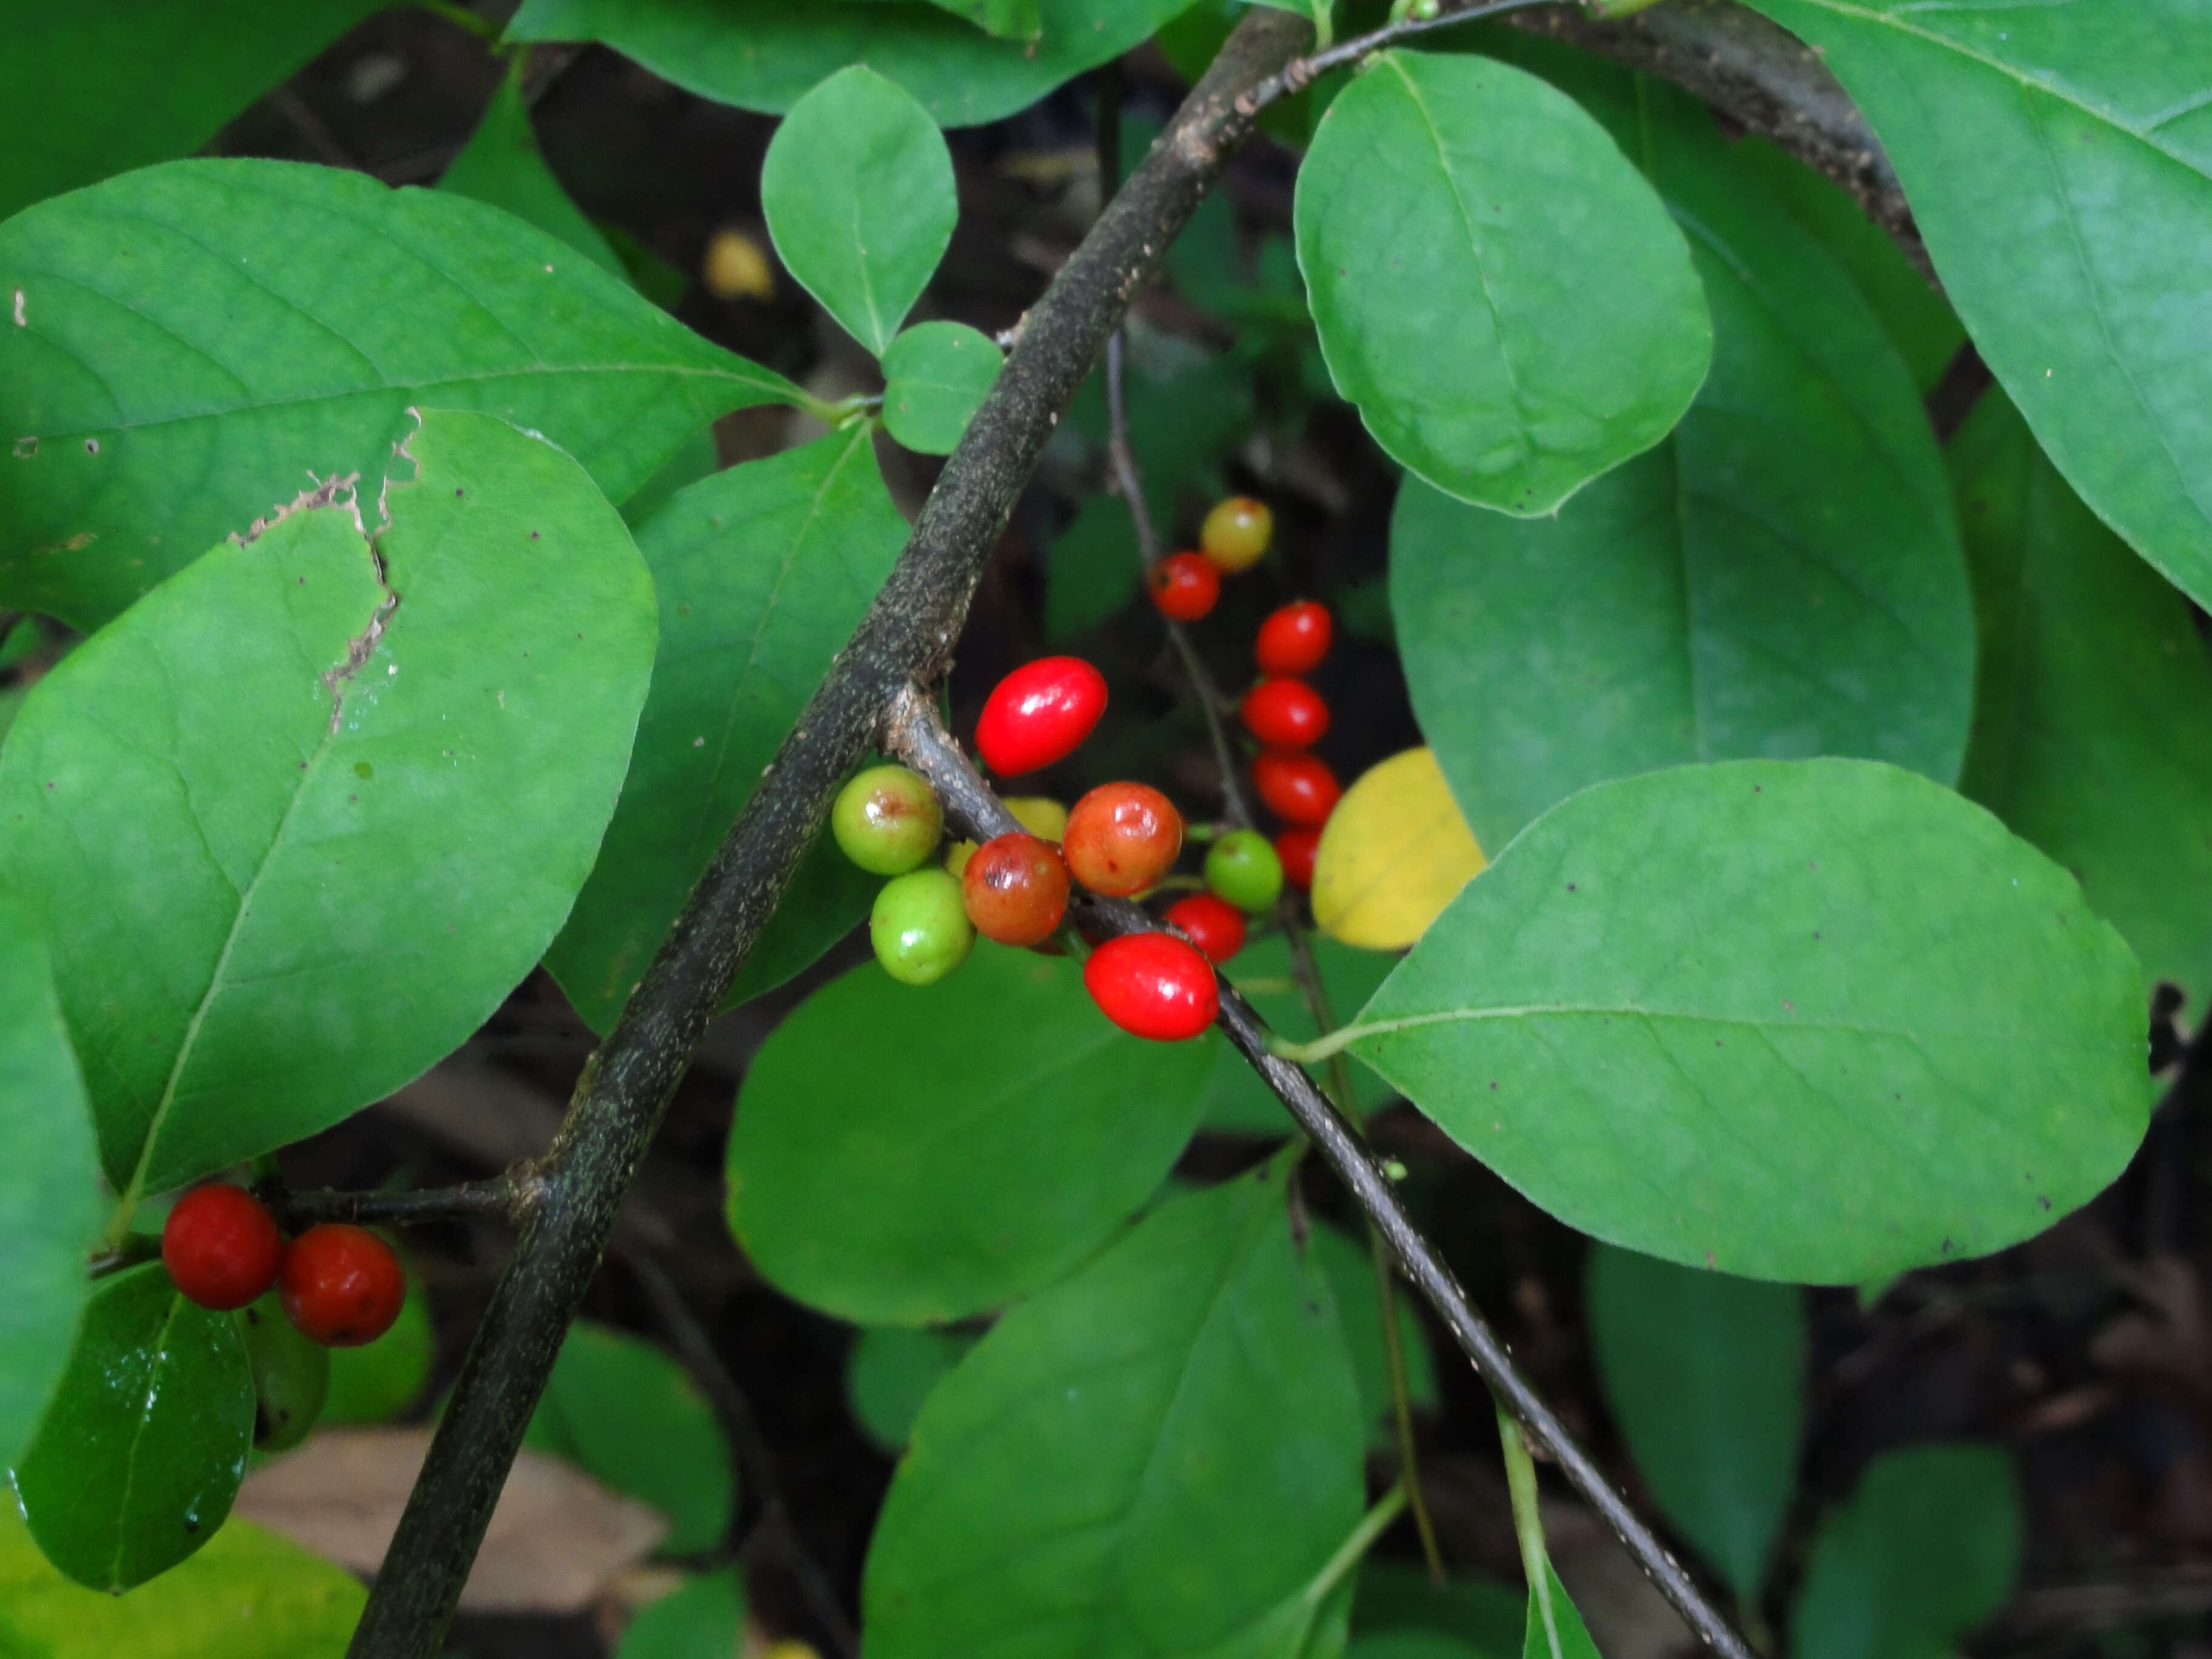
[
  {"x1": 1064, "y1": 782, "x2": 1184, "y2": 897},
  {"x1": 1200, "y1": 496, "x2": 1273, "y2": 574},
  {"x1": 832, "y1": 764, "x2": 943, "y2": 875},
  {"x1": 237, "y1": 1290, "x2": 330, "y2": 1451},
  {"x1": 945, "y1": 795, "x2": 1067, "y2": 876},
  {"x1": 162, "y1": 1183, "x2": 284, "y2": 1312},
  {"x1": 1148, "y1": 552, "x2": 1221, "y2": 622},
  {"x1": 1252, "y1": 748, "x2": 1341, "y2": 826},
  {"x1": 1165, "y1": 893, "x2": 1247, "y2": 964},
  {"x1": 1255, "y1": 602, "x2": 1332, "y2": 677},
  {"x1": 1204, "y1": 828, "x2": 1284, "y2": 914},
  {"x1": 962, "y1": 833, "x2": 1071, "y2": 946},
  {"x1": 975, "y1": 657, "x2": 1108, "y2": 777},
  {"x1": 1276, "y1": 826, "x2": 1321, "y2": 890},
  {"x1": 871, "y1": 868, "x2": 974, "y2": 985},
  {"x1": 280, "y1": 1225, "x2": 406, "y2": 1348},
  {"x1": 1241, "y1": 678, "x2": 1330, "y2": 749},
  {"x1": 1084, "y1": 932, "x2": 1219, "y2": 1041}
]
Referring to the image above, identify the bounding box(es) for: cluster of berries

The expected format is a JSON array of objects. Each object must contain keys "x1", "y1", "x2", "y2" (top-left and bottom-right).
[
  {"x1": 831, "y1": 495, "x2": 1338, "y2": 1045},
  {"x1": 1155, "y1": 495, "x2": 1343, "y2": 892},
  {"x1": 161, "y1": 1182, "x2": 406, "y2": 1346}
]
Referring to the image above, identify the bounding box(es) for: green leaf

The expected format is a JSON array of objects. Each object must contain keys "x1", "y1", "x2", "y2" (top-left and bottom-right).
[
  {"x1": 1068, "y1": 341, "x2": 1256, "y2": 515},
  {"x1": 1735, "y1": 0, "x2": 2212, "y2": 615},
  {"x1": 1392, "y1": 73, "x2": 1972, "y2": 855},
  {"x1": 0, "y1": 159, "x2": 801, "y2": 628},
  {"x1": 847, "y1": 1325, "x2": 979, "y2": 1454},
  {"x1": 438, "y1": 64, "x2": 626, "y2": 278},
  {"x1": 1295, "y1": 51, "x2": 1709, "y2": 515},
  {"x1": 1199, "y1": 934, "x2": 1396, "y2": 1136},
  {"x1": 1044, "y1": 495, "x2": 1139, "y2": 643},
  {"x1": 615, "y1": 1567, "x2": 746, "y2": 1659},
  {"x1": 1952, "y1": 389, "x2": 2212, "y2": 996},
  {"x1": 918, "y1": 0, "x2": 1044, "y2": 40},
  {"x1": 1309, "y1": 1219, "x2": 1439, "y2": 1446},
  {"x1": 0, "y1": 1505, "x2": 363, "y2": 1658},
  {"x1": 881, "y1": 322, "x2": 1004, "y2": 454},
  {"x1": 761, "y1": 67, "x2": 954, "y2": 356},
  {"x1": 728, "y1": 948, "x2": 1215, "y2": 1324},
  {"x1": 506, "y1": 0, "x2": 1199, "y2": 129},
  {"x1": 321, "y1": 1266, "x2": 433, "y2": 1424},
  {"x1": 1790, "y1": 1443, "x2": 2021, "y2": 1659},
  {"x1": 1352, "y1": 1562, "x2": 1524, "y2": 1657},
  {"x1": 1584, "y1": 1244, "x2": 1805, "y2": 1601},
  {"x1": 1728, "y1": 136, "x2": 1962, "y2": 395},
  {"x1": 0, "y1": 411, "x2": 658, "y2": 1205},
  {"x1": 12, "y1": 1264, "x2": 255, "y2": 1590},
  {"x1": 1518, "y1": 1561, "x2": 1600, "y2": 1659},
  {"x1": 620, "y1": 426, "x2": 720, "y2": 526},
  {"x1": 1347, "y1": 1637, "x2": 1502, "y2": 1659},
  {"x1": 529, "y1": 1322, "x2": 734, "y2": 1556},
  {"x1": 0, "y1": 893, "x2": 101, "y2": 1466},
  {"x1": 0, "y1": 1, "x2": 384, "y2": 220},
  {"x1": 546, "y1": 429, "x2": 903, "y2": 1033},
  {"x1": 1340, "y1": 759, "x2": 2148, "y2": 1284},
  {"x1": 861, "y1": 1169, "x2": 1366, "y2": 1657}
]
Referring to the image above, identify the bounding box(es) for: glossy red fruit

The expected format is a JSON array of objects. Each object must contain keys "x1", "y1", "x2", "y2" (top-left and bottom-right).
[
  {"x1": 1255, "y1": 602, "x2": 1333, "y2": 677},
  {"x1": 1164, "y1": 893, "x2": 1247, "y2": 964},
  {"x1": 1148, "y1": 552, "x2": 1221, "y2": 622},
  {"x1": 1084, "y1": 932, "x2": 1219, "y2": 1040},
  {"x1": 1241, "y1": 678, "x2": 1330, "y2": 749},
  {"x1": 962, "y1": 833, "x2": 1072, "y2": 947},
  {"x1": 1252, "y1": 748, "x2": 1341, "y2": 826},
  {"x1": 280, "y1": 1224, "x2": 406, "y2": 1348},
  {"x1": 1275, "y1": 826, "x2": 1321, "y2": 890},
  {"x1": 975, "y1": 657, "x2": 1109, "y2": 777},
  {"x1": 161, "y1": 1183, "x2": 283, "y2": 1311},
  {"x1": 1064, "y1": 782, "x2": 1184, "y2": 897}
]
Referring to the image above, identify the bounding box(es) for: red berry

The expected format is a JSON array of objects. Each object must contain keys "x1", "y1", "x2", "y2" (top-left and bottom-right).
[
  {"x1": 1252, "y1": 749, "x2": 1341, "y2": 826},
  {"x1": 161, "y1": 1184, "x2": 283, "y2": 1311},
  {"x1": 1164, "y1": 893, "x2": 1247, "y2": 964},
  {"x1": 1064, "y1": 782, "x2": 1184, "y2": 897},
  {"x1": 975, "y1": 657, "x2": 1108, "y2": 777},
  {"x1": 1276, "y1": 826, "x2": 1321, "y2": 890},
  {"x1": 280, "y1": 1224, "x2": 406, "y2": 1348},
  {"x1": 1241, "y1": 678, "x2": 1330, "y2": 749},
  {"x1": 1255, "y1": 602, "x2": 1332, "y2": 677},
  {"x1": 1084, "y1": 932, "x2": 1219, "y2": 1041},
  {"x1": 961, "y1": 832, "x2": 1071, "y2": 947},
  {"x1": 1148, "y1": 552, "x2": 1220, "y2": 622}
]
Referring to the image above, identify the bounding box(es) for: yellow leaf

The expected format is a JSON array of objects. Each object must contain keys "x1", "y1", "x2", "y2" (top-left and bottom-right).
[{"x1": 1311, "y1": 747, "x2": 1484, "y2": 950}]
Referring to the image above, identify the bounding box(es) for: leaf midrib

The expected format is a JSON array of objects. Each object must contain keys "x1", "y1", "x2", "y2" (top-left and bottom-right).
[
  {"x1": 1349, "y1": 1002, "x2": 1942, "y2": 1047},
  {"x1": 106, "y1": 1285, "x2": 188, "y2": 1588}
]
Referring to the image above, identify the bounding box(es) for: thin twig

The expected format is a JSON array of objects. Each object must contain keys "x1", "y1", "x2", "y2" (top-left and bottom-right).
[
  {"x1": 623, "y1": 1250, "x2": 860, "y2": 1659},
  {"x1": 886, "y1": 688, "x2": 1755, "y2": 1659},
  {"x1": 261, "y1": 1175, "x2": 541, "y2": 1232},
  {"x1": 345, "y1": 16, "x2": 1316, "y2": 1655},
  {"x1": 1241, "y1": 0, "x2": 1561, "y2": 111}
]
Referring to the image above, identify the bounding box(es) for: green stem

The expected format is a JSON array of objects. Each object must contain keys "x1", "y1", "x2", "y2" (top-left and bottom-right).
[
  {"x1": 1308, "y1": 1483, "x2": 1407, "y2": 1609},
  {"x1": 412, "y1": 0, "x2": 504, "y2": 42},
  {"x1": 1498, "y1": 1399, "x2": 1567, "y2": 1655}
]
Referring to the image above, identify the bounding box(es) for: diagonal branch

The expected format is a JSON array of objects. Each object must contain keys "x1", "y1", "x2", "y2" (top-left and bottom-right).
[
  {"x1": 343, "y1": 13, "x2": 1316, "y2": 1656},
  {"x1": 883, "y1": 688, "x2": 1757, "y2": 1659}
]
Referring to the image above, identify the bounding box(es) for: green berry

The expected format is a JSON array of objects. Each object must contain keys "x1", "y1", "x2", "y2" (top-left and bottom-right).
[
  {"x1": 833, "y1": 765, "x2": 944, "y2": 876},
  {"x1": 235, "y1": 1289, "x2": 330, "y2": 1452},
  {"x1": 1204, "y1": 829, "x2": 1284, "y2": 914},
  {"x1": 871, "y1": 868, "x2": 974, "y2": 985}
]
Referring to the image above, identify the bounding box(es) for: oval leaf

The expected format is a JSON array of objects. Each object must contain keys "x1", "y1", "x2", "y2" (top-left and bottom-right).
[
  {"x1": 862, "y1": 1169, "x2": 1364, "y2": 1657},
  {"x1": 12, "y1": 1263, "x2": 254, "y2": 1590},
  {"x1": 527, "y1": 1322, "x2": 734, "y2": 1556},
  {"x1": 728, "y1": 948, "x2": 1215, "y2": 1324},
  {"x1": 1790, "y1": 1443, "x2": 2021, "y2": 1659},
  {"x1": 762, "y1": 66, "x2": 955, "y2": 356},
  {"x1": 846, "y1": 1325, "x2": 978, "y2": 1455},
  {"x1": 1392, "y1": 71, "x2": 1972, "y2": 855},
  {"x1": 1313, "y1": 747, "x2": 1486, "y2": 951},
  {"x1": 0, "y1": 411, "x2": 658, "y2": 1204},
  {"x1": 547, "y1": 428, "x2": 904, "y2": 1031},
  {"x1": 0, "y1": 159, "x2": 799, "y2": 627},
  {"x1": 1585, "y1": 1244, "x2": 1805, "y2": 1601},
  {"x1": 1295, "y1": 50, "x2": 1709, "y2": 515},
  {"x1": 0, "y1": 892, "x2": 101, "y2": 1466},
  {"x1": 1341, "y1": 759, "x2": 2147, "y2": 1283},
  {"x1": 0, "y1": 1506, "x2": 363, "y2": 1658},
  {"x1": 1737, "y1": 0, "x2": 2212, "y2": 616},
  {"x1": 615, "y1": 1568, "x2": 746, "y2": 1659},
  {"x1": 880, "y1": 321, "x2": 1004, "y2": 454},
  {"x1": 506, "y1": 0, "x2": 1197, "y2": 129},
  {"x1": 1953, "y1": 389, "x2": 2212, "y2": 996}
]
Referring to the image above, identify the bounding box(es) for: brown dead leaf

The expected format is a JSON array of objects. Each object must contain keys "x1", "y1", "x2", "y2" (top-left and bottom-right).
[{"x1": 236, "y1": 1426, "x2": 668, "y2": 1613}]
